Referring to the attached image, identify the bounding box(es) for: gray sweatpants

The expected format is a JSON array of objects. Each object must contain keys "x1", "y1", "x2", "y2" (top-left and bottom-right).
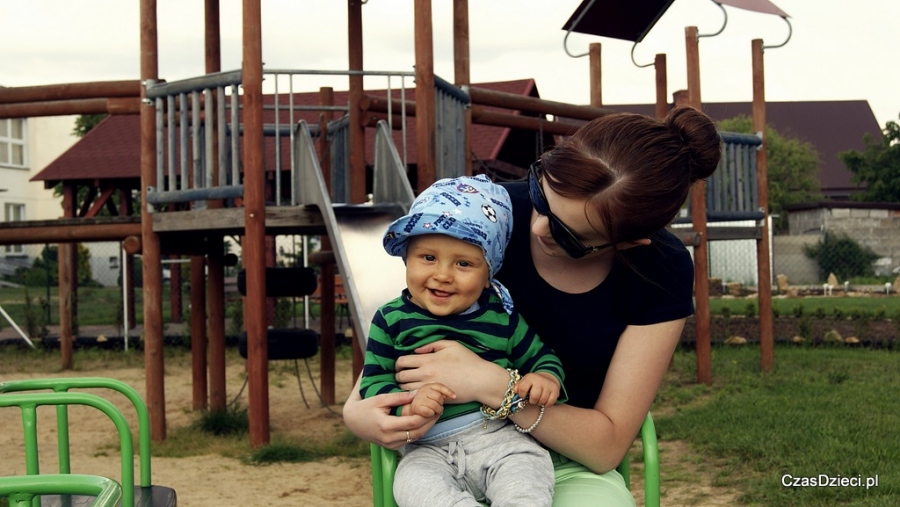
[{"x1": 393, "y1": 418, "x2": 554, "y2": 507}]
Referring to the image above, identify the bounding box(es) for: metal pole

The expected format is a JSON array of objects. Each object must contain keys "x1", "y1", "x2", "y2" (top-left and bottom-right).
[{"x1": 0, "y1": 304, "x2": 35, "y2": 349}]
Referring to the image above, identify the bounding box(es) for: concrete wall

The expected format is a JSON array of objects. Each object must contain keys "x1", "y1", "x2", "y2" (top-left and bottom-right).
[
  {"x1": 772, "y1": 234, "x2": 821, "y2": 285},
  {"x1": 788, "y1": 205, "x2": 900, "y2": 277}
]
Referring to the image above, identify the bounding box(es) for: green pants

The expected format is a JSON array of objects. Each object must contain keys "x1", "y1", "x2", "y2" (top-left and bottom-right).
[{"x1": 551, "y1": 451, "x2": 636, "y2": 507}]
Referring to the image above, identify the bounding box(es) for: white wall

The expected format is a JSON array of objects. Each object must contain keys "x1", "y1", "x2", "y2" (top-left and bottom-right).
[{"x1": 1, "y1": 115, "x2": 79, "y2": 221}]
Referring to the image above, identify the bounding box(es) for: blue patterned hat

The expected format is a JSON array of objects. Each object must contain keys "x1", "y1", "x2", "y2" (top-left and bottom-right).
[{"x1": 383, "y1": 175, "x2": 515, "y2": 313}]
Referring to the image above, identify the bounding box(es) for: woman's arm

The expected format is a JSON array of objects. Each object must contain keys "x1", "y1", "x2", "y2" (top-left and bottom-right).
[
  {"x1": 342, "y1": 375, "x2": 439, "y2": 449},
  {"x1": 508, "y1": 318, "x2": 684, "y2": 473},
  {"x1": 395, "y1": 340, "x2": 511, "y2": 407}
]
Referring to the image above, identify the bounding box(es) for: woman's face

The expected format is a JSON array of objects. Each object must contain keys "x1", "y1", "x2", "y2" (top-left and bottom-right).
[
  {"x1": 530, "y1": 176, "x2": 612, "y2": 259},
  {"x1": 405, "y1": 234, "x2": 491, "y2": 316}
]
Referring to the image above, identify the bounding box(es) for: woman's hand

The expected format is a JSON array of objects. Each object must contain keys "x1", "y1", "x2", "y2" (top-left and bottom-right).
[
  {"x1": 342, "y1": 379, "x2": 439, "y2": 450},
  {"x1": 394, "y1": 340, "x2": 508, "y2": 406}
]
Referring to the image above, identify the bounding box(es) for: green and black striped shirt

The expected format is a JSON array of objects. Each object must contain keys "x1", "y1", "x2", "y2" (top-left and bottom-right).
[{"x1": 360, "y1": 289, "x2": 566, "y2": 421}]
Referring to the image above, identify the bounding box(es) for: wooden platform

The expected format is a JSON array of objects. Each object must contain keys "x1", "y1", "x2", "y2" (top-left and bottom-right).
[{"x1": 151, "y1": 206, "x2": 326, "y2": 236}]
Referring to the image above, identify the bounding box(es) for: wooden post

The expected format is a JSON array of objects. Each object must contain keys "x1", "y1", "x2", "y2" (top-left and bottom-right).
[
  {"x1": 752, "y1": 39, "x2": 774, "y2": 373},
  {"x1": 170, "y1": 255, "x2": 183, "y2": 322},
  {"x1": 264, "y1": 236, "x2": 277, "y2": 328},
  {"x1": 120, "y1": 189, "x2": 136, "y2": 330},
  {"x1": 654, "y1": 54, "x2": 668, "y2": 119},
  {"x1": 589, "y1": 43, "x2": 602, "y2": 107},
  {"x1": 140, "y1": 0, "x2": 167, "y2": 440},
  {"x1": 242, "y1": 0, "x2": 270, "y2": 448},
  {"x1": 191, "y1": 255, "x2": 208, "y2": 410},
  {"x1": 318, "y1": 87, "x2": 336, "y2": 405},
  {"x1": 348, "y1": 0, "x2": 366, "y2": 203},
  {"x1": 207, "y1": 240, "x2": 226, "y2": 410},
  {"x1": 686, "y1": 26, "x2": 711, "y2": 385},
  {"x1": 414, "y1": 0, "x2": 436, "y2": 192},
  {"x1": 453, "y1": 0, "x2": 472, "y2": 176},
  {"x1": 58, "y1": 185, "x2": 75, "y2": 370},
  {"x1": 205, "y1": 0, "x2": 227, "y2": 412}
]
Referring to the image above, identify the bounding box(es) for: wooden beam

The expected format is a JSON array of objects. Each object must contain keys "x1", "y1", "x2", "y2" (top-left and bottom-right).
[
  {"x1": 361, "y1": 95, "x2": 583, "y2": 136},
  {"x1": 655, "y1": 54, "x2": 668, "y2": 119},
  {"x1": 753, "y1": 38, "x2": 774, "y2": 373},
  {"x1": 0, "y1": 80, "x2": 141, "y2": 104},
  {"x1": 59, "y1": 186, "x2": 75, "y2": 371},
  {"x1": 205, "y1": 0, "x2": 226, "y2": 414},
  {"x1": 589, "y1": 43, "x2": 602, "y2": 107},
  {"x1": 151, "y1": 207, "x2": 325, "y2": 234},
  {"x1": 685, "y1": 25, "x2": 711, "y2": 386},
  {"x1": 468, "y1": 86, "x2": 617, "y2": 121},
  {"x1": 242, "y1": 0, "x2": 270, "y2": 448},
  {"x1": 414, "y1": 0, "x2": 436, "y2": 192},
  {"x1": 84, "y1": 186, "x2": 117, "y2": 219},
  {"x1": 453, "y1": 0, "x2": 472, "y2": 175},
  {"x1": 471, "y1": 108, "x2": 582, "y2": 136},
  {"x1": 0, "y1": 97, "x2": 140, "y2": 118},
  {"x1": 140, "y1": 0, "x2": 167, "y2": 442},
  {"x1": 0, "y1": 220, "x2": 141, "y2": 245},
  {"x1": 348, "y1": 0, "x2": 366, "y2": 203},
  {"x1": 318, "y1": 86, "x2": 336, "y2": 406}
]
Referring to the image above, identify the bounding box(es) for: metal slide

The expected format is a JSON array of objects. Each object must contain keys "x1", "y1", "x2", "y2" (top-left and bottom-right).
[{"x1": 297, "y1": 120, "x2": 415, "y2": 348}]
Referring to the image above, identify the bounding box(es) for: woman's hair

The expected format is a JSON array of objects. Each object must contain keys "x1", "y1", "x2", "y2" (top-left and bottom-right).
[{"x1": 541, "y1": 106, "x2": 721, "y2": 243}]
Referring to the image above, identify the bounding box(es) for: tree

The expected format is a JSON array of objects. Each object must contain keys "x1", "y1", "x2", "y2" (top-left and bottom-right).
[
  {"x1": 9, "y1": 244, "x2": 96, "y2": 287},
  {"x1": 717, "y1": 115, "x2": 823, "y2": 233},
  {"x1": 838, "y1": 116, "x2": 900, "y2": 202},
  {"x1": 72, "y1": 114, "x2": 107, "y2": 137}
]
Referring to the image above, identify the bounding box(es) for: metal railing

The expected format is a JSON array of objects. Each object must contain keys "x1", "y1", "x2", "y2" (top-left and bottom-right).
[
  {"x1": 145, "y1": 70, "x2": 243, "y2": 210},
  {"x1": 144, "y1": 68, "x2": 421, "y2": 210},
  {"x1": 434, "y1": 75, "x2": 470, "y2": 180}
]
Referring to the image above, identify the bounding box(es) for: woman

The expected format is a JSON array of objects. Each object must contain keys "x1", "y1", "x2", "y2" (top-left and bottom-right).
[{"x1": 343, "y1": 106, "x2": 722, "y2": 504}]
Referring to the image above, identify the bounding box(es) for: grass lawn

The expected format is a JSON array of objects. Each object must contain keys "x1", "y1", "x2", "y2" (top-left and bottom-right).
[{"x1": 655, "y1": 345, "x2": 898, "y2": 506}]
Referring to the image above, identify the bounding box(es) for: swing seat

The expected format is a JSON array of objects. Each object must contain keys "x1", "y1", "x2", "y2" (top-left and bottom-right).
[{"x1": 370, "y1": 413, "x2": 660, "y2": 507}]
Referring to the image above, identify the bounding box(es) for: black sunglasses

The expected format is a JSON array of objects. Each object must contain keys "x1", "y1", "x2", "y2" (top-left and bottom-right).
[{"x1": 528, "y1": 160, "x2": 613, "y2": 259}]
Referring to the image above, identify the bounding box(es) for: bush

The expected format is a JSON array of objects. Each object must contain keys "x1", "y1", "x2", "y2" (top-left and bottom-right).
[{"x1": 803, "y1": 233, "x2": 880, "y2": 281}]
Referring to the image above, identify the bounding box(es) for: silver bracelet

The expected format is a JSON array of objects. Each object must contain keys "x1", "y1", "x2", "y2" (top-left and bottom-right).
[{"x1": 513, "y1": 404, "x2": 545, "y2": 434}]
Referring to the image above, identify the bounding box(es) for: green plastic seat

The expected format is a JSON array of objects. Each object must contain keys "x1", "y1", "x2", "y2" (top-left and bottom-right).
[
  {"x1": 370, "y1": 412, "x2": 659, "y2": 507},
  {"x1": 0, "y1": 377, "x2": 177, "y2": 507},
  {"x1": 0, "y1": 474, "x2": 122, "y2": 507}
]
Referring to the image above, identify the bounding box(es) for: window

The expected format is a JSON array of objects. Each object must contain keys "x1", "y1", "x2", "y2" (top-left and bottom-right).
[
  {"x1": 0, "y1": 118, "x2": 27, "y2": 168},
  {"x1": 4, "y1": 203, "x2": 25, "y2": 254}
]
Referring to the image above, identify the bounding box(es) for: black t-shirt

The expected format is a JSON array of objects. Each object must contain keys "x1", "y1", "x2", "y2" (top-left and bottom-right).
[{"x1": 496, "y1": 182, "x2": 695, "y2": 408}]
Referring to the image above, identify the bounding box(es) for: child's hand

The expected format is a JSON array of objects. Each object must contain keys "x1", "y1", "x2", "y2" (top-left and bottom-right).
[
  {"x1": 515, "y1": 372, "x2": 560, "y2": 406},
  {"x1": 408, "y1": 383, "x2": 456, "y2": 419}
]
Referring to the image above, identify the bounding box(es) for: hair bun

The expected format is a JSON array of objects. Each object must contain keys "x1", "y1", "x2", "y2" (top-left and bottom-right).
[{"x1": 666, "y1": 106, "x2": 721, "y2": 183}]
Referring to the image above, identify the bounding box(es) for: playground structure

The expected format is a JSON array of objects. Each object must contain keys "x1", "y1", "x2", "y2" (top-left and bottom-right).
[{"x1": 0, "y1": 1, "x2": 793, "y2": 503}]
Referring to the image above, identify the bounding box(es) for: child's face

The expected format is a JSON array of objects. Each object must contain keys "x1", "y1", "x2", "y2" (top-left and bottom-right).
[{"x1": 405, "y1": 234, "x2": 491, "y2": 317}]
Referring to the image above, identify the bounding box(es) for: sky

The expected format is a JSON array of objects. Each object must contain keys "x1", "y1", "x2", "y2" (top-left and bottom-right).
[{"x1": 1, "y1": 0, "x2": 898, "y2": 128}]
